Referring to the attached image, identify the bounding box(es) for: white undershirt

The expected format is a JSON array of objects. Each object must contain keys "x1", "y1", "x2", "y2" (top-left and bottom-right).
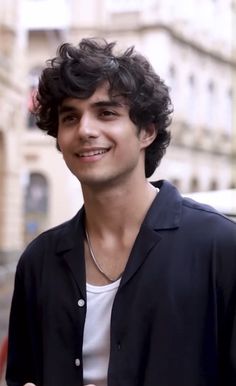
[{"x1": 83, "y1": 279, "x2": 121, "y2": 386}]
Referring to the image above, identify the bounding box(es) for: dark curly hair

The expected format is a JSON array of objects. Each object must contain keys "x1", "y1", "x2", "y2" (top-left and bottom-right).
[{"x1": 34, "y1": 38, "x2": 173, "y2": 177}]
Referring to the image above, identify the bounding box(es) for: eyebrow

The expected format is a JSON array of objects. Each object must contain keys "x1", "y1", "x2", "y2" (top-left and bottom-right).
[
  {"x1": 92, "y1": 100, "x2": 124, "y2": 108},
  {"x1": 58, "y1": 105, "x2": 77, "y2": 114},
  {"x1": 58, "y1": 99, "x2": 125, "y2": 114}
]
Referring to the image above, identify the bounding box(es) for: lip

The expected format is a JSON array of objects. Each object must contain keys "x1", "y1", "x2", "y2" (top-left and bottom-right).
[
  {"x1": 75, "y1": 147, "x2": 110, "y2": 161},
  {"x1": 77, "y1": 148, "x2": 110, "y2": 157}
]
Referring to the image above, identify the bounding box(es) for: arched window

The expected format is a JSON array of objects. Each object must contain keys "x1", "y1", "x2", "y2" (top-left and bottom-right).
[
  {"x1": 24, "y1": 172, "x2": 49, "y2": 243},
  {"x1": 25, "y1": 172, "x2": 48, "y2": 214}
]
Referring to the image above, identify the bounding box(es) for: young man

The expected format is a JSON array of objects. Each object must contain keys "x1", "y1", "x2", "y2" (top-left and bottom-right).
[{"x1": 6, "y1": 38, "x2": 236, "y2": 386}]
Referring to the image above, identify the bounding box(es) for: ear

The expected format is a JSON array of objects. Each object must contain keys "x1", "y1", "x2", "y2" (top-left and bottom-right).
[{"x1": 139, "y1": 123, "x2": 157, "y2": 149}]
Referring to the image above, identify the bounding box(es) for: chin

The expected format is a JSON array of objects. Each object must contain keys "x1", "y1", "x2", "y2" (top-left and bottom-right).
[{"x1": 75, "y1": 173, "x2": 111, "y2": 186}]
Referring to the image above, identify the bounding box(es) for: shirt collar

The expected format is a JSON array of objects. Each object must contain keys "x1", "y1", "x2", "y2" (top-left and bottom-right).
[
  {"x1": 56, "y1": 180, "x2": 182, "y2": 253},
  {"x1": 143, "y1": 180, "x2": 182, "y2": 230}
]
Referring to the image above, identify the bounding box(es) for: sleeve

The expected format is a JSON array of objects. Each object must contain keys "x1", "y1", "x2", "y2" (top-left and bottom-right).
[
  {"x1": 6, "y1": 255, "x2": 40, "y2": 386},
  {"x1": 216, "y1": 218, "x2": 236, "y2": 385}
]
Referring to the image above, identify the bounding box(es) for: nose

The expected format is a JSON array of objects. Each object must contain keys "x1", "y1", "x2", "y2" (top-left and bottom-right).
[{"x1": 76, "y1": 112, "x2": 99, "y2": 139}]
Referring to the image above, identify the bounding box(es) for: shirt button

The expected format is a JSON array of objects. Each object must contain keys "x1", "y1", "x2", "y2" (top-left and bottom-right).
[
  {"x1": 75, "y1": 358, "x2": 80, "y2": 367},
  {"x1": 78, "y1": 299, "x2": 85, "y2": 307}
]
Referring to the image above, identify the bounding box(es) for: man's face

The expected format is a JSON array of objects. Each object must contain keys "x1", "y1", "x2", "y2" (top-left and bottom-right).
[{"x1": 57, "y1": 84, "x2": 154, "y2": 189}]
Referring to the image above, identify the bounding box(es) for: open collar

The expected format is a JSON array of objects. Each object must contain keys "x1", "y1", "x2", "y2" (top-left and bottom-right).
[
  {"x1": 55, "y1": 180, "x2": 183, "y2": 291},
  {"x1": 56, "y1": 180, "x2": 182, "y2": 252},
  {"x1": 145, "y1": 180, "x2": 182, "y2": 231}
]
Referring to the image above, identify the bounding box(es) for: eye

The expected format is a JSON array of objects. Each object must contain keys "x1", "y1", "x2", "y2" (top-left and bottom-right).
[
  {"x1": 99, "y1": 110, "x2": 117, "y2": 119},
  {"x1": 60, "y1": 114, "x2": 78, "y2": 125}
]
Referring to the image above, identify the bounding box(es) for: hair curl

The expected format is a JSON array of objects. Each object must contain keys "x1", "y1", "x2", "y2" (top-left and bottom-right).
[{"x1": 35, "y1": 38, "x2": 173, "y2": 177}]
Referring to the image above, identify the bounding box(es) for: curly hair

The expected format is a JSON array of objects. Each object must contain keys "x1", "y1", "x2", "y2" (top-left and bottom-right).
[{"x1": 35, "y1": 38, "x2": 173, "y2": 177}]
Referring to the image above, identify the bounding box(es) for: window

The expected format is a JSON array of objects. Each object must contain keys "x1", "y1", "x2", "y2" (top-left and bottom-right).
[
  {"x1": 190, "y1": 176, "x2": 199, "y2": 192},
  {"x1": 205, "y1": 80, "x2": 216, "y2": 130},
  {"x1": 186, "y1": 74, "x2": 196, "y2": 125},
  {"x1": 209, "y1": 179, "x2": 218, "y2": 191},
  {"x1": 25, "y1": 173, "x2": 48, "y2": 214},
  {"x1": 168, "y1": 65, "x2": 178, "y2": 108},
  {"x1": 24, "y1": 172, "x2": 49, "y2": 243}
]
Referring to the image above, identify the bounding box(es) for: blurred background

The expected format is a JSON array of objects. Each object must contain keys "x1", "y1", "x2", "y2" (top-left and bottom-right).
[{"x1": 0, "y1": 0, "x2": 236, "y2": 382}]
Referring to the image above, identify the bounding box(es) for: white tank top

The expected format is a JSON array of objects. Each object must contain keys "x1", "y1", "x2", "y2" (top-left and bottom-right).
[{"x1": 83, "y1": 279, "x2": 121, "y2": 386}]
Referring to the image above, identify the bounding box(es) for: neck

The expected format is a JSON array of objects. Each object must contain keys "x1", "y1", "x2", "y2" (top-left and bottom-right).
[{"x1": 82, "y1": 178, "x2": 158, "y2": 238}]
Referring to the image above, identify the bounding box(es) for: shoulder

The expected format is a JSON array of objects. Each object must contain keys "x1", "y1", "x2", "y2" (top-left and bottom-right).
[
  {"x1": 26, "y1": 214, "x2": 77, "y2": 249},
  {"x1": 17, "y1": 210, "x2": 83, "y2": 273},
  {"x1": 181, "y1": 196, "x2": 236, "y2": 260},
  {"x1": 151, "y1": 180, "x2": 236, "y2": 241},
  {"x1": 180, "y1": 197, "x2": 236, "y2": 289},
  {"x1": 182, "y1": 196, "x2": 236, "y2": 232}
]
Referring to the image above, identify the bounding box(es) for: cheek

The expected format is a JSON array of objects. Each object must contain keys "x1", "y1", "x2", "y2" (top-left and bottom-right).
[
  {"x1": 113, "y1": 123, "x2": 139, "y2": 143},
  {"x1": 57, "y1": 130, "x2": 70, "y2": 151}
]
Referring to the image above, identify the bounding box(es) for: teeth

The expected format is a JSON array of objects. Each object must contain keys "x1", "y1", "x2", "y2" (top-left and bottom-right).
[{"x1": 78, "y1": 149, "x2": 108, "y2": 157}]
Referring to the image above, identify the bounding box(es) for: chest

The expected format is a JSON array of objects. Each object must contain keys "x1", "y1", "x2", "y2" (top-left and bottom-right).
[{"x1": 84, "y1": 237, "x2": 134, "y2": 286}]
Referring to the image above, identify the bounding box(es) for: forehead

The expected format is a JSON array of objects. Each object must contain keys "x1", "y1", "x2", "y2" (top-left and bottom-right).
[{"x1": 59, "y1": 83, "x2": 127, "y2": 109}]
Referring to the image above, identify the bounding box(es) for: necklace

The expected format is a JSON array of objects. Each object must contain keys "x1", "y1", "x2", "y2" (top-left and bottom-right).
[{"x1": 85, "y1": 228, "x2": 124, "y2": 283}]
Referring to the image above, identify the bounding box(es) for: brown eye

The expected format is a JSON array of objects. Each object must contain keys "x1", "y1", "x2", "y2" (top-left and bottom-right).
[
  {"x1": 100, "y1": 110, "x2": 117, "y2": 118},
  {"x1": 102, "y1": 110, "x2": 114, "y2": 115},
  {"x1": 61, "y1": 115, "x2": 78, "y2": 124}
]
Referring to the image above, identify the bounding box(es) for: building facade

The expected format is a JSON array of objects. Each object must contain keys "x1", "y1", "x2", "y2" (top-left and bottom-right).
[{"x1": 0, "y1": 0, "x2": 26, "y2": 263}]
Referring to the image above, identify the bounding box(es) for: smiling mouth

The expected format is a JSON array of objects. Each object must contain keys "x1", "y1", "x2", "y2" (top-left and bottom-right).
[{"x1": 76, "y1": 149, "x2": 110, "y2": 157}]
